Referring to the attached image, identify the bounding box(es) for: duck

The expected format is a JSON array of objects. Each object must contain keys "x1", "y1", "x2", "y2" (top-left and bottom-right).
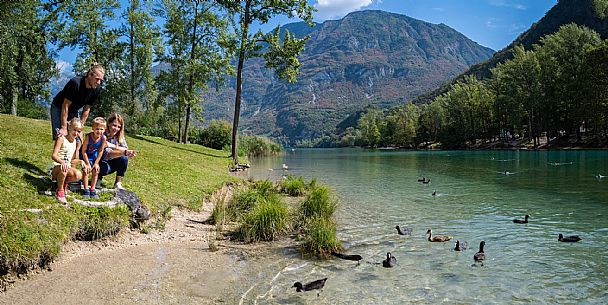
[
  {"x1": 331, "y1": 252, "x2": 363, "y2": 265},
  {"x1": 395, "y1": 225, "x2": 412, "y2": 236},
  {"x1": 426, "y1": 229, "x2": 452, "y2": 242},
  {"x1": 422, "y1": 179, "x2": 431, "y2": 184},
  {"x1": 596, "y1": 174, "x2": 606, "y2": 179},
  {"x1": 558, "y1": 234, "x2": 581, "y2": 242},
  {"x1": 513, "y1": 215, "x2": 530, "y2": 224},
  {"x1": 454, "y1": 240, "x2": 468, "y2": 251},
  {"x1": 432, "y1": 190, "x2": 436, "y2": 196},
  {"x1": 293, "y1": 278, "x2": 328, "y2": 295},
  {"x1": 382, "y1": 252, "x2": 397, "y2": 268},
  {"x1": 417, "y1": 177, "x2": 426, "y2": 182},
  {"x1": 282, "y1": 163, "x2": 289, "y2": 170},
  {"x1": 474, "y1": 241, "x2": 486, "y2": 262}
]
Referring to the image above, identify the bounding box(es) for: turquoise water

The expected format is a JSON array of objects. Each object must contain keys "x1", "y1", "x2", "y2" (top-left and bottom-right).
[{"x1": 234, "y1": 149, "x2": 608, "y2": 304}]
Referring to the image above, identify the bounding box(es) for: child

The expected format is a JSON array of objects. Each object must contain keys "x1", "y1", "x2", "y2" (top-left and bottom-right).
[
  {"x1": 51, "y1": 118, "x2": 85, "y2": 204},
  {"x1": 81, "y1": 117, "x2": 107, "y2": 199}
]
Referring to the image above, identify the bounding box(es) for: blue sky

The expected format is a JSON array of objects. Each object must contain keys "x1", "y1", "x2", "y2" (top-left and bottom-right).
[{"x1": 56, "y1": 0, "x2": 557, "y2": 72}]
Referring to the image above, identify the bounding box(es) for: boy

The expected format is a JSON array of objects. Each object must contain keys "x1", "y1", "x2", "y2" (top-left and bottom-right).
[{"x1": 81, "y1": 117, "x2": 107, "y2": 199}]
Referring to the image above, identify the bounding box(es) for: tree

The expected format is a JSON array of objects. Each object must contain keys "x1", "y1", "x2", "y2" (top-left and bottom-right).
[
  {"x1": 156, "y1": 0, "x2": 233, "y2": 144},
  {"x1": 218, "y1": 0, "x2": 314, "y2": 165},
  {"x1": 0, "y1": 1, "x2": 56, "y2": 116},
  {"x1": 121, "y1": 0, "x2": 162, "y2": 118}
]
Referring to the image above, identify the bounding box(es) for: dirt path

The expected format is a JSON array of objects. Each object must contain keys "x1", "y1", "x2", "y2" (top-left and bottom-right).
[{"x1": 1, "y1": 188, "x2": 275, "y2": 305}]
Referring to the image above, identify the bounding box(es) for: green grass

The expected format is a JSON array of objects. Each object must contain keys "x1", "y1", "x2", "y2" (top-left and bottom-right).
[
  {"x1": 277, "y1": 175, "x2": 306, "y2": 196},
  {"x1": 0, "y1": 114, "x2": 239, "y2": 281}
]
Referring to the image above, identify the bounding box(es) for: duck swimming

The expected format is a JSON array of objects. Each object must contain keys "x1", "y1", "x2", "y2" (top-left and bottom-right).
[
  {"x1": 432, "y1": 190, "x2": 436, "y2": 196},
  {"x1": 422, "y1": 179, "x2": 431, "y2": 184},
  {"x1": 293, "y1": 278, "x2": 328, "y2": 295},
  {"x1": 331, "y1": 252, "x2": 363, "y2": 264},
  {"x1": 426, "y1": 229, "x2": 452, "y2": 242},
  {"x1": 395, "y1": 225, "x2": 412, "y2": 236},
  {"x1": 382, "y1": 252, "x2": 397, "y2": 268},
  {"x1": 418, "y1": 177, "x2": 427, "y2": 182},
  {"x1": 513, "y1": 215, "x2": 530, "y2": 224},
  {"x1": 558, "y1": 234, "x2": 581, "y2": 242},
  {"x1": 454, "y1": 240, "x2": 468, "y2": 251},
  {"x1": 474, "y1": 241, "x2": 486, "y2": 262}
]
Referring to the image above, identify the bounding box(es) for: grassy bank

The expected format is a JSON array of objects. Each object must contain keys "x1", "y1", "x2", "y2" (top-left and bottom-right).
[{"x1": 0, "y1": 114, "x2": 238, "y2": 286}]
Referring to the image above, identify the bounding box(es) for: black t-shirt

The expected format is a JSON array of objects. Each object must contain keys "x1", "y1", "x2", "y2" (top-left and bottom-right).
[{"x1": 52, "y1": 77, "x2": 100, "y2": 112}]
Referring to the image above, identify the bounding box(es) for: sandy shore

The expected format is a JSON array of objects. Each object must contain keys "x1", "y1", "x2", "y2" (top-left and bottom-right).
[{"x1": 1, "y1": 188, "x2": 280, "y2": 305}]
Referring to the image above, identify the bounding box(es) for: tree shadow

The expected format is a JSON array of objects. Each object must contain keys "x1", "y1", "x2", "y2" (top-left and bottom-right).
[
  {"x1": 3, "y1": 157, "x2": 52, "y2": 192},
  {"x1": 129, "y1": 134, "x2": 230, "y2": 158}
]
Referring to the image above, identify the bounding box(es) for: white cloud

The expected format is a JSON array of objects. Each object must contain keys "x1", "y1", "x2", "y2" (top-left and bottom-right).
[
  {"x1": 55, "y1": 60, "x2": 72, "y2": 73},
  {"x1": 488, "y1": 0, "x2": 527, "y2": 10},
  {"x1": 314, "y1": 0, "x2": 378, "y2": 19}
]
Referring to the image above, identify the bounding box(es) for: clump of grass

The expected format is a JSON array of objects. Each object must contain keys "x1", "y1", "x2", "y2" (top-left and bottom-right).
[
  {"x1": 253, "y1": 179, "x2": 275, "y2": 196},
  {"x1": 71, "y1": 205, "x2": 130, "y2": 241},
  {"x1": 278, "y1": 176, "x2": 306, "y2": 196},
  {"x1": 300, "y1": 185, "x2": 337, "y2": 220},
  {"x1": 238, "y1": 194, "x2": 289, "y2": 242},
  {"x1": 298, "y1": 217, "x2": 342, "y2": 259}
]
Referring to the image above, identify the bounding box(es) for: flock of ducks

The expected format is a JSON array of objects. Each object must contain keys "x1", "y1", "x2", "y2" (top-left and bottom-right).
[{"x1": 293, "y1": 205, "x2": 583, "y2": 296}]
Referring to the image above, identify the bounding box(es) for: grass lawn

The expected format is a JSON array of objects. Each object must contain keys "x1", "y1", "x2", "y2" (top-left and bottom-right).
[{"x1": 0, "y1": 114, "x2": 239, "y2": 281}]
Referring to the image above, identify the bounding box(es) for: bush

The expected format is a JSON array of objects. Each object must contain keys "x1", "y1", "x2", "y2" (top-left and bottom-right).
[
  {"x1": 239, "y1": 195, "x2": 289, "y2": 242},
  {"x1": 298, "y1": 217, "x2": 342, "y2": 258},
  {"x1": 194, "y1": 119, "x2": 232, "y2": 150},
  {"x1": 300, "y1": 185, "x2": 337, "y2": 220},
  {"x1": 71, "y1": 205, "x2": 130, "y2": 241}
]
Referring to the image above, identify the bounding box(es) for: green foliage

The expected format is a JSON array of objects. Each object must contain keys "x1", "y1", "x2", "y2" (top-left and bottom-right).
[
  {"x1": 299, "y1": 185, "x2": 337, "y2": 221},
  {"x1": 194, "y1": 119, "x2": 232, "y2": 150},
  {"x1": 0, "y1": 1, "x2": 56, "y2": 115},
  {"x1": 594, "y1": 0, "x2": 608, "y2": 18},
  {"x1": 238, "y1": 195, "x2": 289, "y2": 243},
  {"x1": 298, "y1": 217, "x2": 342, "y2": 259}
]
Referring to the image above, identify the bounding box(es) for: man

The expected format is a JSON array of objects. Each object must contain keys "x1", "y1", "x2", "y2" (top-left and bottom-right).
[{"x1": 50, "y1": 63, "x2": 105, "y2": 138}]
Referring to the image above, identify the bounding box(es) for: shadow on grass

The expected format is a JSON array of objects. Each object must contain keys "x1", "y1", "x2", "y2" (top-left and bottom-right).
[
  {"x1": 129, "y1": 134, "x2": 230, "y2": 158},
  {"x1": 4, "y1": 157, "x2": 46, "y2": 176},
  {"x1": 3, "y1": 157, "x2": 52, "y2": 192}
]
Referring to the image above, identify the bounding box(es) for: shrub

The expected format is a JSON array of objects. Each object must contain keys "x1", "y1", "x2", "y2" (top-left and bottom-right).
[
  {"x1": 239, "y1": 195, "x2": 289, "y2": 242},
  {"x1": 298, "y1": 217, "x2": 342, "y2": 259},
  {"x1": 194, "y1": 119, "x2": 232, "y2": 150},
  {"x1": 300, "y1": 185, "x2": 337, "y2": 220},
  {"x1": 278, "y1": 176, "x2": 306, "y2": 196},
  {"x1": 71, "y1": 205, "x2": 130, "y2": 241}
]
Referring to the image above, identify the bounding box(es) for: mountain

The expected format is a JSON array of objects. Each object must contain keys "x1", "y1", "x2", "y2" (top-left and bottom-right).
[
  {"x1": 412, "y1": 0, "x2": 608, "y2": 104},
  {"x1": 202, "y1": 10, "x2": 494, "y2": 143}
]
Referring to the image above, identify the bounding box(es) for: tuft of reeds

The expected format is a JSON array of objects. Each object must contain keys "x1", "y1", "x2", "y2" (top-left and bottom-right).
[
  {"x1": 238, "y1": 195, "x2": 289, "y2": 242},
  {"x1": 298, "y1": 217, "x2": 342, "y2": 259},
  {"x1": 299, "y1": 185, "x2": 337, "y2": 220},
  {"x1": 277, "y1": 175, "x2": 306, "y2": 196}
]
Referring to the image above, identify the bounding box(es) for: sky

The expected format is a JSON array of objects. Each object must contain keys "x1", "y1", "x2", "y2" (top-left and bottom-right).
[{"x1": 56, "y1": 0, "x2": 558, "y2": 73}]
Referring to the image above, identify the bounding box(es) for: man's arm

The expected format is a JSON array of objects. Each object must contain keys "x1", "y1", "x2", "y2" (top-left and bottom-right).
[
  {"x1": 81, "y1": 105, "x2": 92, "y2": 126},
  {"x1": 59, "y1": 99, "x2": 72, "y2": 137}
]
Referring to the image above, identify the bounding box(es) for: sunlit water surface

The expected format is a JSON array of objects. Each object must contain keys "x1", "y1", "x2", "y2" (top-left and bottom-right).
[{"x1": 223, "y1": 149, "x2": 608, "y2": 304}]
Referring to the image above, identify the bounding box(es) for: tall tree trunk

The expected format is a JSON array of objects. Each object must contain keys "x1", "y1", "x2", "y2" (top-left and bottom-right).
[
  {"x1": 231, "y1": 5, "x2": 251, "y2": 165},
  {"x1": 11, "y1": 89, "x2": 17, "y2": 116},
  {"x1": 129, "y1": 8, "x2": 136, "y2": 116},
  {"x1": 183, "y1": 104, "x2": 191, "y2": 144}
]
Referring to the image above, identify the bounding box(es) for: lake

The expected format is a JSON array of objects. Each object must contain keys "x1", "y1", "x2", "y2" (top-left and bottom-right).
[{"x1": 233, "y1": 149, "x2": 608, "y2": 304}]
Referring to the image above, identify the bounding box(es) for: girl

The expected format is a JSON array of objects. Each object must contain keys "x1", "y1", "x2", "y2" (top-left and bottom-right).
[
  {"x1": 99, "y1": 113, "x2": 136, "y2": 190},
  {"x1": 51, "y1": 118, "x2": 85, "y2": 204},
  {"x1": 81, "y1": 117, "x2": 107, "y2": 198}
]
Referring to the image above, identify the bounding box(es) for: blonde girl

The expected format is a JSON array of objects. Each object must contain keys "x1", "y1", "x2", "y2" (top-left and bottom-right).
[
  {"x1": 81, "y1": 117, "x2": 107, "y2": 198},
  {"x1": 51, "y1": 118, "x2": 85, "y2": 203}
]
